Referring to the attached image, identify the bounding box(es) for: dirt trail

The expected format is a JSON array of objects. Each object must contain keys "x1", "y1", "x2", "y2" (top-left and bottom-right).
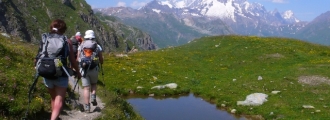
[{"x1": 59, "y1": 77, "x2": 105, "y2": 120}]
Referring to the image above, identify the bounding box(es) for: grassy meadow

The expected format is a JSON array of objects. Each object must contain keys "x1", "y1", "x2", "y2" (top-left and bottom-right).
[
  {"x1": 2, "y1": 34, "x2": 330, "y2": 119},
  {"x1": 0, "y1": 35, "x2": 142, "y2": 120},
  {"x1": 100, "y1": 35, "x2": 330, "y2": 119}
]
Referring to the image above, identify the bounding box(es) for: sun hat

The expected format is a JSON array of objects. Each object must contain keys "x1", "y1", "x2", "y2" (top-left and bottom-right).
[
  {"x1": 84, "y1": 30, "x2": 95, "y2": 39},
  {"x1": 75, "y1": 32, "x2": 81, "y2": 36}
]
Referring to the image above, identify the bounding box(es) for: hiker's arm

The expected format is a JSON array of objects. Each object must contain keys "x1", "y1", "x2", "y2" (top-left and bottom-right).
[
  {"x1": 98, "y1": 52, "x2": 103, "y2": 64},
  {"x1": 67, "y1": 40, "x2": 81, "y2": 78},
  {"x1": 76, "y1": 49, "x2": 80, "y2": 62}
]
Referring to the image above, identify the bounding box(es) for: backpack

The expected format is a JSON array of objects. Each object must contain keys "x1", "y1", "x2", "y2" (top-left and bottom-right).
[
  {"x1": 36, "y1": 33, "x2": 69, "y2": 79},
  {"x1": 70, "y1": 36, "x2": 79, "y2": 55},
  {"x1": 79, "y1": 39, "x2": 99, "y2": 70}
]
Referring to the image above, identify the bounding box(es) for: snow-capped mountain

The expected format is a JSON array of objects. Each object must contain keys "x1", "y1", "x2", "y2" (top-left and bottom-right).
[
  {"x1": 282, "y1": 10, "x2": 300, "y2": 23},
  {"x1": 148, "y1": 0, "x2": 299, "y2": 24},
  {"x1": 95, "y1": 0, "x2": 312, "y2": 47}
]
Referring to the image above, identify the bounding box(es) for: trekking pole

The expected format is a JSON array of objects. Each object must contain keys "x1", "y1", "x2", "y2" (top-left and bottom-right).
[
  {"x1": 99, "y1": 63, "x2": 106, "y2": 97},
  {"x1": 62, "y1": 66, "x2": 80, "y2": 91},
  {"x1": 74, "y1": 63, "x2": 91, "y2": 93},
  {"x1": 62, "y1": 66, "x2": 74, "y2": 82},
  {"x1": 100, "y1": 63, "x2": 104, "y2": 81},
  {"x1": 22, "y1": 73, "x2": 39, "y2": 120},
  {"x1": 62, "y1": 66, "x2": 82, "y2": 108}
]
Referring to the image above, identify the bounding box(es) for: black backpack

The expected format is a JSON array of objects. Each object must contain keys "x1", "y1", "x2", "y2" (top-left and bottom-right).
[{"x1": 70, "y1": 36, "x2": 79, "y2": 55}]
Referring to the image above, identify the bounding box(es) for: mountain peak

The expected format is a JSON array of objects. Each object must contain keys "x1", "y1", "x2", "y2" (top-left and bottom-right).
[{"x1": 282, "y1": 10, "x2": 300, "y2": 23}]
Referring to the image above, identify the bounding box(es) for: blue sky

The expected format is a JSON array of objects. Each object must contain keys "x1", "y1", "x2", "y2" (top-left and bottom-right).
[{"x1": 85, "y1": 0, "x2": 330, "y2": 21}]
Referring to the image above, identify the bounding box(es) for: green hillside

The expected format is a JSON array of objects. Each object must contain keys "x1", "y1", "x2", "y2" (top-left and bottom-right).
[
  {"x1": 0, "y1": 35, "x2": 142, "y2": 120},
  {"x1": 102, "y1": 35, "x2": 330, "y2": 119},
  {"x1": 0, "y1": 0, "x2": 120, "y2": 52},
  {"x1": 0, "y1": 35, "x2": 48, "y2": 119}
]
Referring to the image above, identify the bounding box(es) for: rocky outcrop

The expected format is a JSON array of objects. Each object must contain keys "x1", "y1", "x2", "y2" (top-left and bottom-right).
[
  {"x1": 0, "y1": 0, "x2": 32, "y2": 41},
  {"x1": 136, "y1": 34, "x2": 157, "y2": 50},
  {"x1": 78, "y1": 10, "x2": 119, "y2": 52},
  {"x1": 95, "y1": 12, "x2": 158, "y2": 51},
  {"x1": 0, "y1": 0, "x2": 156, "y2": 52}
]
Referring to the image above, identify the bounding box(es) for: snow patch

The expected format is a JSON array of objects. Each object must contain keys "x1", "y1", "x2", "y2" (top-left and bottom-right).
[{"x1": 152, "y1": 9, "x2": 161, "y2": 14}]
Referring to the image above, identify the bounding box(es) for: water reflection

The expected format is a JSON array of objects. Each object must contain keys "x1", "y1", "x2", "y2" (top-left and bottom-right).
[{"x1": 125, "y1": 94, "x2": 246, "y2": 120}]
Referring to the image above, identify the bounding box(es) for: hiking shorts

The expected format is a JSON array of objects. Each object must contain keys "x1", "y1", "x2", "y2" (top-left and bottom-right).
[
  {"x1": 81, "y1": 68, "x2": 98, "y2": 87},
  {"x1": 43, "y1": 76, "x2": 69, "y2": 88}
]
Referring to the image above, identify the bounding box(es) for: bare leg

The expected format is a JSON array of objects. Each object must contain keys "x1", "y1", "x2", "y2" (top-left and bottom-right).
[
  {"x1": 90, "y1": 83, "x2": 97, "y2": 95},
  {"x1": 90, "y1": 83, "x2": 98, "y2": 106},
  {"x1": 83, "y1": 86, "x2": 91, "y2": 105},
  {"x1": 48, "y1": 88, "x2": 56, "y2": 113},
  {"x1": 49, "y1": 87, "x2": 66, "y2": 120}
]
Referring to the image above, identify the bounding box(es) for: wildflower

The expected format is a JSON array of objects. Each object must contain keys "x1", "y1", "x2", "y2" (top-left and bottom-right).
[
  {"x1": 153, "y1": 76, "x2": 157, "y2": 80},
  {"x1": 36, "y1": 97, "x2": 43, "y2": 103}
]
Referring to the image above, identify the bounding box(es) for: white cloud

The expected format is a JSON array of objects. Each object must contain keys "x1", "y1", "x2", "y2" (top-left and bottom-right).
[
  {"x1": 130, "y1": 1, "x2": 147, "y2": 8},
  {"x1": 116, "y1": 2, "x2": 126, "y2": 7},
  {"x1": 271, "y1": 0, "x2": 287, "y2": 3}
]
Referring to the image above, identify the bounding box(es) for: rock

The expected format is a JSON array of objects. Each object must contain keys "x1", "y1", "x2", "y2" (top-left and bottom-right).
[
  {"x1": 1, "y1": 33, "x2": 10, "y2": 38},
  {"x1": 237, "y1": 93, "x2": 268, "y2": 106},
  {"x1": 271, "y1": 91, "x2": 281, "y2": 94},
  {"x1": 151, "y1": 85, "x2": 165, "y2": 89},
  {"x1": 302, "y1": 105, "x2": 315, "y2": 109},
  {"x1": 270, "y1": 112, "x2": 274, "y2": 115},
  {"x1": 129, "y1": 90, "x2": 134, "y2": 94},
  {"x1": 151, "y1": 83, "x2": 178, "y2": 89},
  {"x1": 231, "y1": 109, "x2": 236, "y2": 113},
  {"x1": 164, "y1": 83, "x2": 178, "y2": 89}
]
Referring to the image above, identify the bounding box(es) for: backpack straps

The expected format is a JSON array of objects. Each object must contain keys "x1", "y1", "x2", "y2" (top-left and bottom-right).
[
  {"x1": 41, "y1": 33, "x2": 49, "y2": 58},
  {"x1": 63, "y1": 36, "x2": 69, "y2": 59}
]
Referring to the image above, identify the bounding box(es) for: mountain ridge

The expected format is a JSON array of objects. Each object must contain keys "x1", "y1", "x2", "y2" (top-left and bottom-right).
[{"x1": 95, "y1": 0, "x2": 325, "y2": 48}]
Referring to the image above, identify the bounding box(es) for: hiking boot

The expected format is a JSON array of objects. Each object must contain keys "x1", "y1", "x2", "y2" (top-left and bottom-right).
[
  {"x1": 85, "y1": 104, "x2": 90, "y2": 113},
  {"x1": 91, "y1": 94, "x2": 97, "y2": 106}
]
